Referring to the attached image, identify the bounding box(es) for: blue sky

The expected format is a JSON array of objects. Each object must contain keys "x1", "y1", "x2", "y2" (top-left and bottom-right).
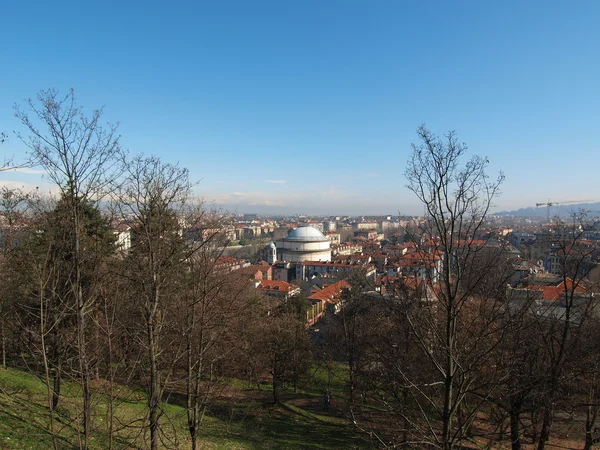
[{"x1": 1, "y1": 1, "x2": 599, "y2": 215}]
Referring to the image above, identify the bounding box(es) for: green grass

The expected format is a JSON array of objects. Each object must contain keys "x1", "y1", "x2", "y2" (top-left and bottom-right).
[
  {"x1": 0, "y1": 367, "x2": 369, "y2": 449},
  {"x1": 299, "y1": 361, "x2": 349, "y2": 398}
]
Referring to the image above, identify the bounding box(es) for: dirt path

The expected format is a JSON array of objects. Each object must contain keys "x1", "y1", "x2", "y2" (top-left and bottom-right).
[{"x1": 287, "y1": 395, "x2": 347, "y2": 419}]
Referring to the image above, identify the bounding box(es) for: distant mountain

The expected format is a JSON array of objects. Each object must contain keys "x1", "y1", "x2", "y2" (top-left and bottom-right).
[{"x1": 495, "y1": 202, "x2": 600, "y2": 218}]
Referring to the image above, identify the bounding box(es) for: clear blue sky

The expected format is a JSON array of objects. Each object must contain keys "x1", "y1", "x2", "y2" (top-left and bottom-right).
[{"x1": 1, "y1": 0, "x2": 599, "y2": 215}]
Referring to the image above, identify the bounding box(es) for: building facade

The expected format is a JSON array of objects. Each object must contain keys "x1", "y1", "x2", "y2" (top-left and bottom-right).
[{"x1": 276, "y1": 226, "x2": 332, "y2": 263}]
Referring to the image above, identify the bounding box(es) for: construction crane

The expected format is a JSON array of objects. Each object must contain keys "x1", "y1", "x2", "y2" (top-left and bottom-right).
[{"x1": 535, "y1": 199, "x2": 595, "y2": 223}]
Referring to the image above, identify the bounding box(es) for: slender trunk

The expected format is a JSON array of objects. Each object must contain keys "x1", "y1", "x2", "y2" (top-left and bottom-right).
[
  {"x1": 402, "y1": 387, "x2": 410, "y2": 444},
  {"x1": 537, "y1": 407, "x2": 552, "y2": 450},
  {"x1": 191, "y1": 361, "x2": 203, "y2": 450},
  {"x1": 341, "y1": 303, "x2": 356, "y2": 405},
  {"x1": 584, "y1": 380, "x2": 598, "y2": 450},
  {"x1": 50, "y1": 327, "x2": 61, "y2": 410},
  {"x1": 76, "y1": 286, "x2": 92, "y2": 449},
  {"x1": 510, "y1": 402, "x2": 522, "y2": 450},
  {"x1": 530, "y1": 406, "x2": 538, "y2": 444},
  {"x1": 347, "y1": 362, "x2": 355, "y2": 405},
  {"x1": 40, "y1": 282, "x2": 59, "y2": 450},
  {"x1": 94, "y1": 307, "x2": 100, "y2": 381},
  {"x1": 73, "y1": 205, "x2": 91, "y2": 449},
  {"x1": 148, "y1": 310, "x2": 160, "y2": 450},
  {"x1": 52, "y1": 364, "x2": 61, "y2": 411},
  {"x1": 584, "y1": 406, "x2": 598, "y2": 450},
  {"x1": 186, "y1": 305, "x2": 202, "y2": 450},
  {"x1": 187, "y1": 333, "x2": 194, "y2": 446},
  {"x1": 442, "y1": 304, "x2": 456, "y2": 450},
  {"x1": 104, "y1": 298, "x2": 115, "y2": 450},
  {"x1": 1, "y1": 318, "x2": 6, "y2": 369},
  {"x1": 272, "y1": 373, "x2": 279, "y2": 404},
  {"x1": 189, "y1": 369, "x2": 199, "y2": 450}
]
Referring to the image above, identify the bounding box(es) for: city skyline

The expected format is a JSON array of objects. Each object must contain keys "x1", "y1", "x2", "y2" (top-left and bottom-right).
[{"x1": 1, "y1": 1, "x2": 599, "y2": 215}]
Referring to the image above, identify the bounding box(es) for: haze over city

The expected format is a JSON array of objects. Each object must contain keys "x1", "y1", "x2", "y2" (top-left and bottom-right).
[{"x1": 1, "y1": 1, "x2": 599, "y2": 215}]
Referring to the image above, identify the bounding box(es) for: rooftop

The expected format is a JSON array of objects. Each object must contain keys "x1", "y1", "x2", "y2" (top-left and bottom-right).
[{"x1": 284, "y1": 226, "x2": 328, "y2": 242}]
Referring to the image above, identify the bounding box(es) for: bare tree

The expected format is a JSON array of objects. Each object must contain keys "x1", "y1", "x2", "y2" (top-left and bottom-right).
[
  {"x1": 490, "y1": 290, "x2": 545, "y2": 450},
  {"x1": 582, "y1": 323, "x2": 600, "y2": 450},
  {"x1": 0, "y1": 187, "x2": 30, "y2": 369},
  {"x1": 331, "y1": 273, "x2": 369, "y2": 406},
  {"x1": 5, "y1": 195, "x2": 68, "y2": 449},
  {"x1": 404, "y1": 125, "x2": 504, "y2": 449},
  {"x1": 179, "y1": 208, "x2": 252, "y2": 450},
  {"x1": 15, "y1": 89, "x2": 121, "y2": 449},
  {"x1": 263, "y1": 309, "x2": 312, "y2": 405},
  {"x1": 533, "y1": 213, "x2": 599, "y2": 450},
  {"x1": 114, "y1": 154, "x2": 193, "y2": 450}
]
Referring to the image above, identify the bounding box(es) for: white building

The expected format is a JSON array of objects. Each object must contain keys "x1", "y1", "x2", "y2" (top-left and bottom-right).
[
  {"x1": 265, "y1": 242, "x2": 277, "y2": 264},
  {"x1": 276, "y1": 226, "x2": 332, "y2": 263},
  {"x1": 112, "y1": 223, "x2": 132, "y2": 251}
]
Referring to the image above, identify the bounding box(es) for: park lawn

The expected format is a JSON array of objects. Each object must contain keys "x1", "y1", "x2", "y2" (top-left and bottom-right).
[{"x1": 0, "y1": 367, "x2": 368, "y2": 449}]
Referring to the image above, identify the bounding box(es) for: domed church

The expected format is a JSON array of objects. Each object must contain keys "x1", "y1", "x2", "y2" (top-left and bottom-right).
[{"x1": 275, "y1": 226, "x2": 332, "y2": 263}]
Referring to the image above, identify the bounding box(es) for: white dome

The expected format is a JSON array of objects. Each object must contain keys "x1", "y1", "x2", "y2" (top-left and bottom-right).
[{"x1": 286, "y1": 226, "x2": 328, "y2": 242}]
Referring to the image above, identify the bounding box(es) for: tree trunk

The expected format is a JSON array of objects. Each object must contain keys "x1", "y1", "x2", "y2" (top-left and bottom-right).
[
  {"x1": 52, "y1": 364, "x2": 61, "y2": 411},
  {"x1": 186, "y1": 314, "x2": 203, "y2": 450},
  {"x1": 76, "y1": 287, "x2": 92, "y2": 450},
  {"x1": 441, "y1": 305, "x2": 456, "y2": 450},
  {"x1": 530, "y1": 406, "x2": 539, "y2": 444},
  {"x1": 148, "y1": 312, "x2": 160, "y2": 450},
  {"x1": 347, "y1": 364, "x2": 355, "y2": 405},
  {"x1": 73, "y1": 205, "x2": 92, "y2": 449},
  {"x1": 536, "y1": 407, "x2": 552, "y2": 450},
  {"x1": 510, "y1": 406, "x2": 522, "y2": 450},
  {"x1": 584, "y1": 406, "x2": 598, "y2": 450},
  {"x1": 40, "y1": 284, "x2": 59, "y2": 450},
  {"x1": 272, "y1": 374, "x2": 279, "y2": 405},
  {"x1": 1, "y1": 319, "x2": 6, "y2": 369}
]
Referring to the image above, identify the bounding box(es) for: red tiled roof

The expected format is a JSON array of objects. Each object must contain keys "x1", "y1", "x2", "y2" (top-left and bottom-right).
[
  {"x1": 257, "y1": 280, "x2": 299, "y2": 294},
  {"x1": 216, "y1": 256, "x2": 240, "y2": 265},
  {"x1": 308, "y1": 280, "x2": 350, "y2": 304},
  {"x1": 526, "y1": 278, "x2": 588, "y2": 301}
]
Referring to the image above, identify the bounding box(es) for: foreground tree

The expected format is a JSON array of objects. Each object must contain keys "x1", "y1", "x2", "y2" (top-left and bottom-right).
[
  {"x1": 330, "y1": 273, "x2": 369, "y2": 406},
  {"x1": 115, "y1": 155, "x2": 193, "y2": 450},
  {"x1": 404, "y1": 125, "x2": 504, "y2": 449},
  {"x1": 179, "y1": 209, "x2": 256, "y2": 450},
  {"x1": 15, "y1": 89, "x2": 120, "y2": 448},
  {"x1": 0, "y1": 187, "x2": 30, "y2": 369},
  {"x1": 534, "y1": 213, "x2": 599, "y2": 449},
  {"x1": 264, "y1": 309, "x2": 312, "y2": 405}
]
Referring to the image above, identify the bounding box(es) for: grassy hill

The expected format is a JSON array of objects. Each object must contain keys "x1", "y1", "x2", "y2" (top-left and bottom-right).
[{"x1": 0, "y1": 366, "x2": 368, "y2": 449}]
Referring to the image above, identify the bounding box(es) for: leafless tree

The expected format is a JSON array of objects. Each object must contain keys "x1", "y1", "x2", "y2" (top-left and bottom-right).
[
  {"x1": 262, "y1": 309, "x2": 312, "y2": 405},
  {"x1": 113, "y1": 154, "x2": 193, "y2": 450},
  {"x1": 332, "y1": 273, "x2": 370, "y2": 406},
  {"x1": 15, "y1": 89, "x2": 121, "y2": 449},
  {"x1": 533, "y1": 213, "x2": 599, "y2": 450},
  {"x1": 403, "y1": 125, "x2": 504, "y2": 449},
  {"x1": 582, "y1": 331, "x2": 600, "y2": 450},
  {"x1": 0, "y1": 187, "x2": 30, "y2": 369},
  {"x1": 178, "y1": 208, "x2": 253, "y2": 450},
  {"x1": 4, "y1": 195, "x2": 69, "y2": 449}
]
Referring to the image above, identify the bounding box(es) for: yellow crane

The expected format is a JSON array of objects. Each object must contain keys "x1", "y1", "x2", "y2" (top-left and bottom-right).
[{"x1": 535, "y1": 199, "x2": 594, "y2": 222}]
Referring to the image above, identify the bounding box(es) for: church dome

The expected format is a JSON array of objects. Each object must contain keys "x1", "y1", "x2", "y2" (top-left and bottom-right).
[{"x1": 286, "y1": 226, "x2": 328, "y2": 242}]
